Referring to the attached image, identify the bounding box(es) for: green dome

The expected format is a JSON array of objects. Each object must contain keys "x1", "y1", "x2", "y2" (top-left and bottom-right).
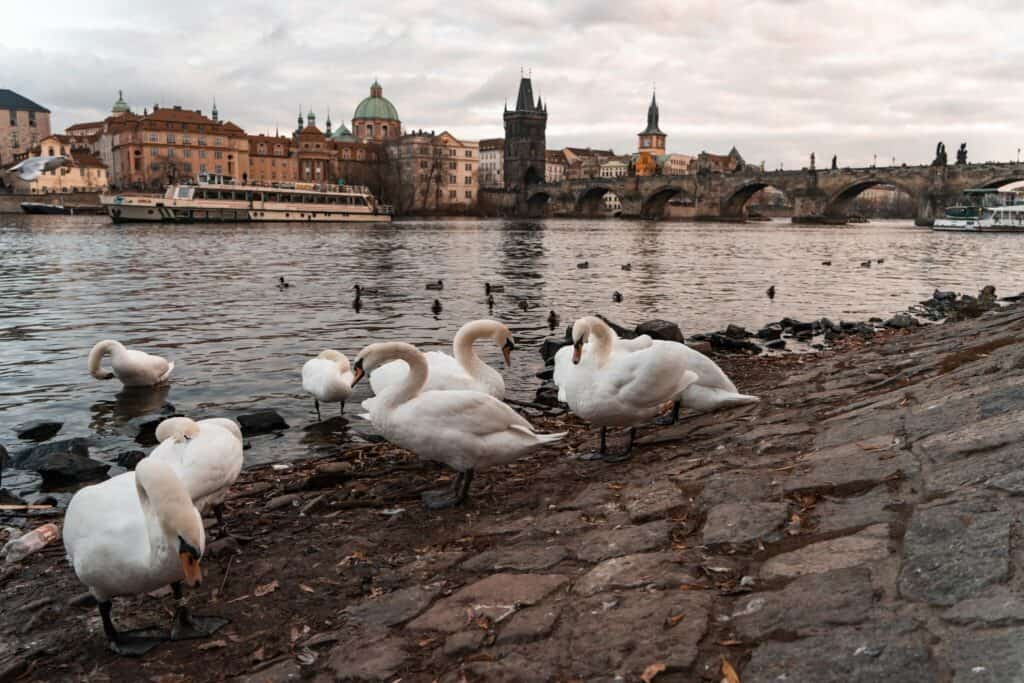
[
  {"x1": 353, "y1": 80, "x2": 399, "y2": 121},
  {"x1": 112, "y1": 89, "x2": 129, "y2": 113},
  {"x1": 331, "y1": 122, "x2": 356, "y2": 142}
]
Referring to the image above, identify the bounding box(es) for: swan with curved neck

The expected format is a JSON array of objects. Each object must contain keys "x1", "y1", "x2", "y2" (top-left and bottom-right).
[
  {"x1": 151, "y1": 416, "x2": 244, "y2": 537},
  {"x1": 63, "y1": 458, "x2": 222, "y2": 655},
  {"x1": 558, "y1": 316, "x2": 699, "y2": 462},
  {"x1": 365, "y1": 319, "x2": 514, "y2": 411},
  {"x1": 89, "y1": 340, "x2": 174, "y2": 387},
  {"x1": 301, "y1": 349, "x2": 355, "y2": 420},
  {"x1": 354, "y1": 341, "x2": 563, "y2": 508}
]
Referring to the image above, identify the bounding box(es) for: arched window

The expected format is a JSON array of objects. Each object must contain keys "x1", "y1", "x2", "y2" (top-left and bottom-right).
[
  {"x1": 366, "y1": 124, "x2": 374, "y2": 137},
  {"x1": 48, "y1": 147, "x2": 54, "y2": 156},
  {"x1": 382, "y1": 125, "x2": 388, "y2": 137},
  {"x1": 357, "y1": 149, "x2": 364, "y2": 161},
  {"x1": 342, "y1": 148, "x2": 351, "y2": 160}
]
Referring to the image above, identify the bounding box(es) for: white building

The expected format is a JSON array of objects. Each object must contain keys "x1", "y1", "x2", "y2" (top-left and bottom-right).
[
  {"x1": 603, "y1": 191, "x2": 621, "y2": 212},
  {"x1": 545, "y1": 149, "x2": 566, "y2": 183},
  {"x1": 479, "y1": 138, "x2": 504, "y2": 188},
  {"x1": 599, "y1": 158, "x2": 628, "y2": 178}
]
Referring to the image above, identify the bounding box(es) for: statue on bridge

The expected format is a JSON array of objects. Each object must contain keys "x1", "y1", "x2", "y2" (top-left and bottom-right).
[
  {"x1": 810, "y1": 152, "x2": 815, "y2": 170},
  {"x1": 956, "y1": 142, "x2": 968, "y2": 165},
  {"x1": 831, "y1": 154, "x2": 837, "y2": 170},
  {"x1": 932, "y1": 142, "x2": 948, "y2": 167}
]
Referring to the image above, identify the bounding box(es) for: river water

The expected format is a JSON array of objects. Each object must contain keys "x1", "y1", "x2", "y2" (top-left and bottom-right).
[{"x1": 2, "y1": 215, "x2": 1022, "y2": 497}]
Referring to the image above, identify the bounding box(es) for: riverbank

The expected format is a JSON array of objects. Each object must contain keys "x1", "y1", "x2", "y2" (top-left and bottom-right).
[{"x1": 3, "y1": 302, "x2": 1024, "y2": 681}]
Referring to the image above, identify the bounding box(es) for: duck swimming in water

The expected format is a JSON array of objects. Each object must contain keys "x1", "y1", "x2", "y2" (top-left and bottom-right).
[
  {"x1": 432, "y1": 299, "x2": 443, "y2": 315},
  {"x1": 426, "y1": 279, "x2": 444, "y2": 291},
  {"x1": 485, "y1": 282, "x2": 505, "y2": 294},
  {"x1": 277, "y1": 276, "x2": 291, "y2": 289},
  {"x1": 612, "y1": 291, "x2": 623, "y2": 303}
]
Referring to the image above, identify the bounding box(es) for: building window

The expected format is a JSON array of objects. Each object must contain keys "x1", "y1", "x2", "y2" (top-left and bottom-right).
[
  {"x1": 48, "y1": 147, "x2": 55, "y2": 156},
  {"x1": 184, "y1": 163, "x2": 192, "y2": 173},
  {"x1": 215, "y1": 137, "x2": 223, "y2": 145},
  {"x1": 215, "y1": 164, "x2": 223, "y2": 174},
  {"x1": 419, "y1": 160, "x2": 427, "y2": 169},
  {"x1": 214, "y1": 151, "x2": 223, "y2": 159},
  {"x1": 149, "y1": 133, "x2": 158, "y2": 142},
  {"x1": 200, "y1": 164, "x2": 207, "y2": 173},
  {"x1": 465, "y1": 190, "x2": 472, "y2": 199},
  {"x1": 8, "y1": 112, "x2": 15, "y2": 126},
  {"x1": 199, "y1": 150, "x2": 207, "y2": 158},
  {"x1": 183, "y1": 136, "x2": 192, "y2": 145},
  {"x1": 167, "y1": 134, "x2": 176, "y2": 144},
  {"x1": 168, "y1": 148, "x2": 175, "y2": 157},
  {"x1": 343, "y1": 149, "x2": 351, "y2": 160},
  {"x1": 382, "y1": 125, "x2": 388, "y2": 136},
  {"x1": 356, "y1": 150, "x2": 364, "y2": 160},
  {"x1": 449, "y1": 162, "x2": 456, "y2": 170},
  {"x1": 449, "y1": 149, "x2": 456, "y2": 157},
  {"x1": 465, "y1": 163, "x2": 472, "y2": 171},
  {"x1": 366, "y1": 124, "x2": 373, "y2": 136},
  {"x1": 184, "y1": 149, "x2": 191, "y2": 158},
  {"x1": 198, "y1": 137, "x2": 206, "y2": 146},
  {"x1": 449, "y1": 175, "x2": 456, "y2": 184},
  {"x1": 449, "y1": 190, "x2": 456, "y2": 199},
  {"x1": 464, "y1": 176, "x2": 471, "y2": 184},
  {"x1": 28, "y1": 111, "x2": 36, "y2": 127}
]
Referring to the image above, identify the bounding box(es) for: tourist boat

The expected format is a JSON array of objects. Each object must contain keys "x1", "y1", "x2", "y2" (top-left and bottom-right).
[
  {"x1": 100, "y1": 174, "x2": 392, "y2": 224},
  {"x1": 932, "y1": 205, "x2": 984, "y2": 231}
]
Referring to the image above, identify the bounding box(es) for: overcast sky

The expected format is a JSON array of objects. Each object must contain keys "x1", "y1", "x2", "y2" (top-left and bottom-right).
[{"x1": 4, "y1": 0, "x2": 1024, "y2": 168}]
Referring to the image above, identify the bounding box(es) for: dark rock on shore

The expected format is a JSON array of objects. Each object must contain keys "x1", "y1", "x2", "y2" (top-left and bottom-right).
[
  {"x1": 0, "y1": 489, "x2": 24, "y2": 505},
  {"x1": 918, "y1": 286, "x2": 1000, "y2": 322},
  {"x1": 116, "y1": 450, "x2": 147, "y2": 470},
  {"x1": 15, "y1": 421, "x2": 63, "y2": 443},
  {"x1": 135, "y1": 414, "x2": 183, "y2": 446},
  {"x1": 0, "y1": 444, "x2": 8, "y2": 469},
  {"x1": 14, "y1": 438, "x2": 109, "y2": 487},
  {"x1": 539, "y1": 338, "x2": 568, "y2": 363},
  {"x1": 709, "y1": 333, "x2": 762, "y2": 355},
  {"x1": 885, "y1": 313, "x2": 920, "y2": 329},
  {"x1": 635, "y1": 319, "x2": 684, "y2": 343},
  {"x1": 765, "y1": 339, "x2": 787, "y2": 350},
  {"x1": 724, "y1": 324, "x2": 750, "y2": 339},
  {"x1": 757, "y1": 323, "x2": 783, "y2": 341},
  {"x1": 238, "y1": 410, "x2": 289, "y2": 436},
  {"x1": 781, "y1": 317, "x2": 815, "y2": 333}
]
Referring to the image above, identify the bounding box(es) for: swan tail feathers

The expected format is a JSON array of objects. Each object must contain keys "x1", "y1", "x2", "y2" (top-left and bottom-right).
[
  {"x1": 358, "y1": 412, "x2": 373, "y2": 422},
  {"x1": 88, "y1": 340, "x2": 117, "y2": 380},
  {"x1": 509, "y1": 424, "x2": 566, "y2": 444}
]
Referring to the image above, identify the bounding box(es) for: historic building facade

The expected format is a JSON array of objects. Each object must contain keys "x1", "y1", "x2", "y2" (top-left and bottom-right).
[
  {"x1": 545, "y1": 149, "x2": 566, "y2": 183},
  {"x1": 479, "y1": 138, "x2": 504, "y2": 188},
  {"x1": 503, "y1": 76, "x2": 546, "y2": 191},
  {"x1": 387, "y1": 130, "x2": 478, "y2": 212},
  {"x1": 247, "y1": 134, "x2": 296, "y2": 183},
  {"x1": 0, "y1": 89, "x2": 51, "y2": 168},
  {"x1": 6, "y1": 137, "x2": 108, "y2": 193},
  {"x1": 637, "y1": 91, "x2": 666, "y2": 156}
]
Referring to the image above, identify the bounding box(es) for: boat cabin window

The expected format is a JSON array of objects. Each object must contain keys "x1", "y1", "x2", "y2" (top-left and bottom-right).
[{"x1": 176, "y1": 187, "x2": 194, "y2": 200}]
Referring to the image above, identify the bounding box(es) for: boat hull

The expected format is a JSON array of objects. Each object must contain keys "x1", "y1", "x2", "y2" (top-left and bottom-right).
[
  {"x1": 103, "y1": 202, "x2": 390, "y2": 224},
  {"x1": 20, "y1": 202, "x2": 68, "y2": 215}
]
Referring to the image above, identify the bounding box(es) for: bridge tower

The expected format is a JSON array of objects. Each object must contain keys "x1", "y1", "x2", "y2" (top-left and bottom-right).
[
  {"x1": 503, "y1": 74, "x2": 547, "y2": 192},
  {"x1": 637, "y1": 90, "x2": 666, "y2": 156}
]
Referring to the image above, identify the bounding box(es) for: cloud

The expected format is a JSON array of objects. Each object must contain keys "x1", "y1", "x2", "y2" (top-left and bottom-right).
[{"x1": 3, "y1": 0, "x2": 1022, "y2": 168}]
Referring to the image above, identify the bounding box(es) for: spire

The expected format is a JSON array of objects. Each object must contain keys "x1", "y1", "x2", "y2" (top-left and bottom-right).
[
  {"x1": 307, "y1": 108, "x2": 315, "y2": 126},
  {"x1": 515, "y1": 74, "x2": 535, "y2": 111},
  {"x1": 370, "y1": 80, "x2": 382, "y2": 98},
  {"x1": 325, "y1": 107, "x2": 332, "y2": 136},
  {"x1": 297, "y1": 106, "x2": 303, "y2": 131},
  {"x1": 639, "y1": 89, "x2": 666, "y2": 136},
  {"x1": 211, "y1": 97, "x2": 218, "y2": 122}
]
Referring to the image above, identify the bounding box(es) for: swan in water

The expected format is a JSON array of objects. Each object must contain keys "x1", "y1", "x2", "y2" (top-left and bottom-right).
[
  {"x1": 89, "y1": 340, "x2": 174, "y2": 387},
  {"x1": 555, "y1": 316, "x2": 699, "y2": 462},
  {"x1": 63, "y1": 458, "x2": 224, "y2": 655},
  {"x1": 151, "y1": 417, "x2": 244, "y2": 536},
  {"x1": 301, "y1": 350, "x2": 355, "y2": 420},
  {"x1": 353, "y1": 342, "x2": 564, "y2": 508}
]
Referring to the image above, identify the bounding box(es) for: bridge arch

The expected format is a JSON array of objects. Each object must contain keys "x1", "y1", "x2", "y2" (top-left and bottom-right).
[
  {"x1": 824, "y1": 179, "x2": 919, "y2": 218},
  {"x1": 575, "y1": 186, "x2": 618, "y2": 216},
  {"x1": 526, "y1": 191, "x2": 551, "y2": 218},
  {"x1": 722, "y1": 182, "x2": 793, "y2": 220},
  {"x1": 642, "y1": 185, "x2": 691, "y2": 220},
  {"x1": 977, "y1": 174, "x2": 1024, "y2": 189}
]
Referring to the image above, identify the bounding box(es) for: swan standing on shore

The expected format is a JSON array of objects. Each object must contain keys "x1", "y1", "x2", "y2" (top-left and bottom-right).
[
  {"x1": 301, "y1": 350, "x2": 355, "y2": 420},
  {"x1": 63, "y1": 458, "x2": 222, "y2": 655},
  {"x1": 556, "y1": 316, "x2": 698, "y2": 462},
  {"x1": 151, "y1": 417, "x2": 244, "y2": 536},
  {"x1": 655, "y1": 345, "x2": 760, "y2": 424},
  {"x1": 353, "y1": 342, "x2": 564, "y2": 509},
  {"x1": 89, "y1": 340, "x2": 174, "y2": 387},
  {"x1": 363, "y1": 319, "x2": 514, "y2": 411}
]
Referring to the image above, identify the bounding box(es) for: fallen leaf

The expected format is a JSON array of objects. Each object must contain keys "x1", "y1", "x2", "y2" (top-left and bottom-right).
[
  {"x1": 641, "y1": 662, "x2": 667, "y2": 683},
  {"x1": 721, "y1": 656, "x2": 740, "y2": 683},
  {"x1": 299, "y1": 584, "x2": 315, "y2": 593},
  {"x1": 254, "y1": 580, "x2": 279, "y2": 597},
  {"x1": 198, "y1": 639, "x2": 226, "y2": 651},
  {"x1": 718, "y1": 639, "x2": 742, "y2": 646},
  {"x1": 664, "y1": 612, "x2": 686, "y2": 628},
  {"x1": 251, "y1": 646, "x2": 266, "y2": 662}
]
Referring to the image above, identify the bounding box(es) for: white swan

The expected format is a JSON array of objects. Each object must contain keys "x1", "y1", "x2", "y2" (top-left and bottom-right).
[
  {"x1": 63, "y1": 458, "x2": 221, "y2": 655},
  {"x1": 553, "y1": 323, "x2": 759, "y2": 421},
  {"x1": 301, "y1": 350, "x2": 354, "y2": 419},
  {"x1": 363, "y1": 319, "x2": 514, "y2": 412},
  {"x1": 557, "y1": 316, "x2": 699, "y2": 462},
  {"x1": 151, "y1": 417, "x2": 244, "y2": 536},
  {"x1": 353, "y1": 342, "x2": 564, "y2": 509},
  {"x1": 89, "y1": 340, "x2": 174, "y2": 387}
]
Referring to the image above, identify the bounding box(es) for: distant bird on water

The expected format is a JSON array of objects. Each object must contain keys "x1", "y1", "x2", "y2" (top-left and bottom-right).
[
  {"x1": 621, "y1": 263, "x2": 632, "y2": 271},
  {"x1": 277, "y1": 276, "x2": 291, "y2": 289},
  {"x1": 487, "y1": 294, "x2": 495, "y2": 308},
  {"x1": 821, "y1": 260, "x2": 832, "y2": 266},
  {"x1": 431, "y1": 299, "x2": 443, "y2": 315},
  {"x1": 518, "y1": 299, "x2": 530, "y2": 311},
  {"x1": 485, "y1": 282, "x2": 504, "y2": 294},
  {"x1": 766, "y1": 285, "x2": 775, "y2": 300},
  {"x1": 860, "y1": 260, "x2": 872, "y2": 268},
  {"x1": 7, "y1": 155, "x2": 69, "y2": 181},
  {"x1": 577, "y1": 261, "x2": 589, "y2": 269},
  {"x1": 426, "y1": 279, "x2": 444, "y2": 291},
  {"x1": 548, "y1": 310, "x2": 560, "y2": 328},
  {"x1": 612, "y1": 291, "x2": 623, "y2": 303},
  {"x1": 353, "y1": 284, "x2": 378, "y2": 296},
  {"x1": 876, "y1": 258, "x2": 885, "y2": 264}
]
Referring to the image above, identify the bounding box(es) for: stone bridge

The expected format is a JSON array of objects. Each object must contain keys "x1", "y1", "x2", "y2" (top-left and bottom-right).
[{"x1": 516, "y1": 162, "x2": 1024, "y2": 224}]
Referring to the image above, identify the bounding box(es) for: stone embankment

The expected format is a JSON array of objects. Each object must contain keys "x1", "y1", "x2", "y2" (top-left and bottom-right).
[{"x1": 3, "y1": 303, "x2": 1024, "y2": 681}]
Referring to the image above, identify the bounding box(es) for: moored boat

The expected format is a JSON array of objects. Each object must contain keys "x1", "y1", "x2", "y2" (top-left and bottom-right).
[
  {"x1": 100, "y1": 174, "x2": 392, "y2": 224},
  {"x1": 21, "y1": 202, "x2": 70, "y2": 215}
]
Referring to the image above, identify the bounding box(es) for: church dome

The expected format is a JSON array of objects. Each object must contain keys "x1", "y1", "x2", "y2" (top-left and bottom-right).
[
  {"x1": 353, "y1": 80, "x2": 399, "y2": 122},
  {"x1": 331, "y1": 122, "x2": 356, "y2": 142},
  {"x1": 112, "y1": 90, "x2": 129, "y2": 114}
]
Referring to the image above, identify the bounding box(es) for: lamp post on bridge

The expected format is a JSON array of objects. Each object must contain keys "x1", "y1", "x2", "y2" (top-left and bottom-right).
[
  {"x1": 1017, "y1": 148, "x2": 1020, "y2": 164},
  {"x1": 873, "y1": 153, "x2": 877, "y2": 168}
]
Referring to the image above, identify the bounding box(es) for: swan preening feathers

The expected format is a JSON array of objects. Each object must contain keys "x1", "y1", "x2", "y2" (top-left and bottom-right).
[
  {"x1": 301, "y1": 350, "x2": 355, "y2": 420},
  {"x1": 353, "y1": 341, "x2": 563, "y2": 508},
  {"x1": 89, "y1": 340, "x2": 174, "y2": 387}
]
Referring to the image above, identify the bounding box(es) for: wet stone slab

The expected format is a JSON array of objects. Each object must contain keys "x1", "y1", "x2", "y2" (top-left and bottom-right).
[
  {"x1": 345, "y1": 584, "x2": 441, "y2": 627},
  {"x1": 462, "y1": 544, "x2": 570, "y2": 572},
  {"x1": 899, "y1": 499, "x2": 1015, "y2": 606},
  {"x1": 406, "y1": 573, "x2": 569, "y2": 633},
  {"x1": 573, "y1": 552, "x2": 698, "y2": 596},
  {"x1": 811, "y1": 486, "x2": 905, "y2": 536},
  {"x1": 623, "y1": 480, "x2": 685, "y2": 522},
  {"x1": 745, "y1": 620, "x2": 938, "y2": 683},
  {"x1": 572, "y1": 519, "x2": 672, "y2": 563},
  {"x1": 567, "y1": 591, "x2": 711, "y2": 679},
  {"x1": 783, "y1": 436, "x2": 916, "y2": 496},
  {"x1": 941, "y1": 587, "x2": 1024, "y2": 628},
  {"x1": 494, "y1": 605, "x2": 561, "y2": 645},
  {"x1": 731, "y1": 567, "x2": 875, "y2": 640},
  {"x1": 327, "y1": 629, "x2": 409, "y2": 681},
  {"x1": 702, "y1": 502, "x2": 789, "y2": 546},
  {"x1": 760, "y1": 524, "x2": 891, "y2": 581},
  {"x1": 947, "y1": 628, "x2": 1024, "y2": 682}
]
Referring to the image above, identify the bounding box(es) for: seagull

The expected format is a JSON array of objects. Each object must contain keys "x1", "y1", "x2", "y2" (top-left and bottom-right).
[{"x1": 7, "y1": 155, "x2": 70, "y2": 181}]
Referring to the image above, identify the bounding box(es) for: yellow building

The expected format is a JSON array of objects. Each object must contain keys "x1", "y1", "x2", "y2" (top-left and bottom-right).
[{"x1": 0, "y1": 89, "x2": 51, "y2": 168}]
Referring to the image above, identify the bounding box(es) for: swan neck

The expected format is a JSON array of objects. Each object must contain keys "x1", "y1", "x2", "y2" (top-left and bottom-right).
[
  {"x1": 135, "y1": 473, "x2": 168, "y2": 567},
  {"x1": 454, "y1": 321, "x2": 495, "y2": 379},
  {"x1": 385, "y1": 346, "x2": 429, "y2": 406},
  {"x1": 590, "y1": 323, "x2": 615, "y2": 366},
  {"x1": 88, "y1": 340, "x2": 123, "y2": 379}
]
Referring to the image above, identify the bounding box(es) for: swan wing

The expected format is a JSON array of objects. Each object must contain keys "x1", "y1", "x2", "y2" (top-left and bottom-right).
[
  {"x1": 671, "y1": 342, "x2": 739, "y2": 393},
  {"x1": 303, "y1": 358, "x2": 353, "y2": 402},
  {"x1": 178, "y1": 426, "x2": 244, "y2": 505},
  {"x1": 616, "y1": 335, "x2": 654, "y2": 352},
  {"x1": 600, "y1": 344, "x2": 697, "y2": 408}
]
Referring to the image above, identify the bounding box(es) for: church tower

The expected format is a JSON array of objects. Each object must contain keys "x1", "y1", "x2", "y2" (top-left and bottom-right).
[
  {"x1": 637, "y1": 90, "x2": 666, "y2": 156},
  {"x1": 503, "y1": 73, "x2": 547, "y2": 191}
]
